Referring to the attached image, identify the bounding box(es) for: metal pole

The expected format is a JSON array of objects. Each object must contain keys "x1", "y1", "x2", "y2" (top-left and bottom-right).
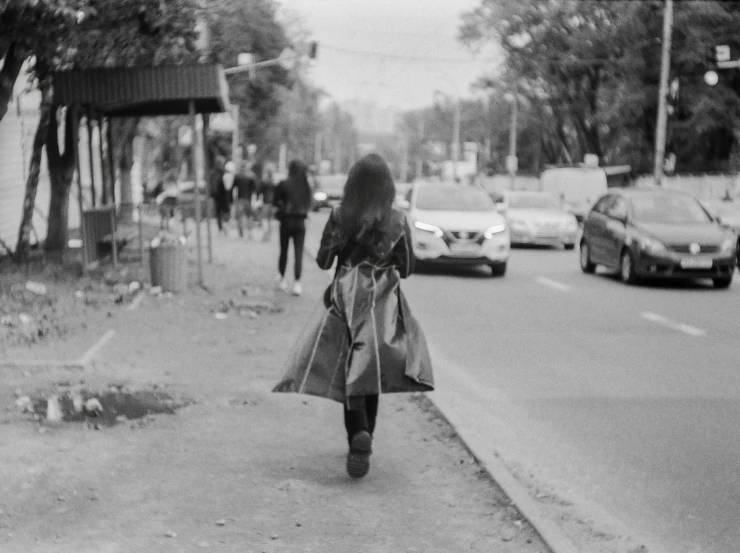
[
  {"x1": 107, "y1": 118, "x2": 117, "y2": 205},
  {"x1": 509, "y1": 95, "x2": 518, "y2": 191},
  {"x1": 189, "y1": 101, "x2": 204, "y2": 287},
  {"x1": 417, "y1": 116, "x2": 425, "y2": 180},
  {"x1": 654, "y1": 0, "x2": 674, "y2": 186},
  {"x1": 202, "y1": 113, "x2": 213, "y2": 263},
  {"x1": 452, "y1": 98, "x2": 460, "y2": 181},
  {"x1": 72, "y1": 106, "x2": 88, "y2": 269},
  {"x1": 314, "y1": 132, "x2": 322, "y2": 168},
  {"x1": 97, "y1": 116, "x2": 108, "y2": 205},
  {"x1": 86, "y1": 109, "x2": 97, "y2": 207}
]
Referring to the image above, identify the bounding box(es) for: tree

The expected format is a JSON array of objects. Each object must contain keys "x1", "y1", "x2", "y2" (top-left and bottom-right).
[
  {"x1": 460, "y1": 0, "x2": 740, "y2": 175},
  {"x1": 13, "y1": 0, "x2": 200, "y2": 259},
  {"x1": 0, "y1": 0, "x2": 83, "y2": 127},
  {"x1": 207, "y1": 0, "x2": 290, "y2": 161}
]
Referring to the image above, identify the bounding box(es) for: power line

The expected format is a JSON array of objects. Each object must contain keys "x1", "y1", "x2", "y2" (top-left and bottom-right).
[{"x1": 321, "y1": 44, "x2": 499, "y2": 64}]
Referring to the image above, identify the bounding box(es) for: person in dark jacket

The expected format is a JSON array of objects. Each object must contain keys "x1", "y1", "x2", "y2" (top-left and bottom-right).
[
  {"x1": 233, "y1": 164, "x2": 258, "y2": 239},
  {"x1": 273, "y1": 160, "x2": 312, "y2": 296},
  {"x1": 273, "y1": 153, "x2": 434, "y2": 479},
  {"x1": 210, "y1": 156, "x2": 230, "y2": 234}
]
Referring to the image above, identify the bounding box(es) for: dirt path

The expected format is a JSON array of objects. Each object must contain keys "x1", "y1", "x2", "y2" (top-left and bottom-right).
[{"x1": 0, "y1": 227, "x2": 549, "y2": 553}]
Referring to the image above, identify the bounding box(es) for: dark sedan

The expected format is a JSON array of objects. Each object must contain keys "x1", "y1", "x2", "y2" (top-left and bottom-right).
[{"x1": 579, "y1": 189, "x2": 736, "y2": 288}]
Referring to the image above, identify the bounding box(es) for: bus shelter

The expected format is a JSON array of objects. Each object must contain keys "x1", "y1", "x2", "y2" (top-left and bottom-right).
[{"x1": 52, "y1": 64, "x2": 230, "y2": 286}]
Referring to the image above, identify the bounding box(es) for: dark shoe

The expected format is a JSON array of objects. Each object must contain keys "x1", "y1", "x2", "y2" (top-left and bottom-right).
[{"x1": 346, "y1": 430, "x2": 372, "y2": 479}]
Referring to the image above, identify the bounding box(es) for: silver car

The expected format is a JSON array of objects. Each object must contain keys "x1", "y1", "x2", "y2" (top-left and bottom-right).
[{"x1": 505, "y1": 191, "x2": 579, "y2": 249}]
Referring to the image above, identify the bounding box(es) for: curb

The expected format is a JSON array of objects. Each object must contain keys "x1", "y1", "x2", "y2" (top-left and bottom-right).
[
  {"x1": 422, "y1": 392, "x2": 580, "y2": 553},
  {"x1": 304, "y1": 242, "x2": 579, "y2": 553}
]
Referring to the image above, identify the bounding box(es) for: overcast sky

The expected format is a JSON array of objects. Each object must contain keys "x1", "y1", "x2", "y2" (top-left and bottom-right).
[{"x1": 277, "y1": 0, "x2": 500, "y2": 109}]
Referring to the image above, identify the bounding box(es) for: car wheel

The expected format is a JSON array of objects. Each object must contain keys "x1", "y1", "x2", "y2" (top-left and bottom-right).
[
  {"x1": 490, "y1": 262, "x2": 507, "y2": 277},
  {"x1": 579, "y1": 241, "x2": 596, "y2": 274},
  {"x1": 564, "y1": 243, "x2": 575, "y2": 251},
  {"x1": 713, "y1": 276, "x2": 733, "y2": 289},
  {"x1": 620, "y1": 249, "x2": 639, "y2": 285}
]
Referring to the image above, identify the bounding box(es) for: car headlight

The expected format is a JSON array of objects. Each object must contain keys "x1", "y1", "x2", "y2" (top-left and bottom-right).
[
  {"x1": 313, "y1": 191, "x2": 327, "y2": 201},
  {"x1": 721, "y1": 237, "x2": 736, "y2": 254},
  {"x1": 637, "y1": 236, "x2": 667, "y2": 254},
  {"x1": 414, "y1": 221, "x2": 444, "y2": 238},
  {"x1": 483, "y1": 223, "x2": 507, "y2": 239}
]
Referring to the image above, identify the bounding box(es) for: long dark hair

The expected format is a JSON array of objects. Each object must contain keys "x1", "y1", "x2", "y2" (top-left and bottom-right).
[
  {"x1": 337, "y1": 154, "x2": 396, "y2": 249},
  {"x1": 284, "y1": 160, "x2": 312, "y2": 210}
]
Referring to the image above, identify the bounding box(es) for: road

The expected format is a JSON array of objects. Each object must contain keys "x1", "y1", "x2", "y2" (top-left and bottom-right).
[{"x1": 304, "y1": 212, "x2": 740, "y2": 553}]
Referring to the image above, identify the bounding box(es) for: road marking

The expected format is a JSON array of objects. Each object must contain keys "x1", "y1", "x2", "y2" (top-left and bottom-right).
[
  {"x1": 127, "y1": 291, "x2": 145, "y2": 311},
  {"x1": 535, "y1": 276, "x2": 571, "y2": 292},
  {"x1": 78, "y1": 329, "x2": 116, "y2": 364},
  {"x1": 640, "y1": 311, "x2": 707, "y2": 337}
]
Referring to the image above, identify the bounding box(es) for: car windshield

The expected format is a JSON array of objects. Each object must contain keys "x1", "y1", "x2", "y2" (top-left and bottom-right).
[
  {"x1": 415, "y1": 186, "x2": 494, "y2": 212},
  {"x1": 630, "y1": 194, "x2": 712, "y2": 224},
  {"x1": 509, "y1": 193, "x2": 559, "y2": 209}
]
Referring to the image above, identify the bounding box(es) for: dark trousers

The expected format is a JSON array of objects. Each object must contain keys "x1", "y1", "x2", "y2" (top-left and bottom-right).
[
  {"x1": 278, "y1": 216, "x2": 306, "y2": 280},
  {"x1": 212, "y1": 195, "x2": 230, "y2": 231},
  {"x1": 344, "y1": 395, "x2": 379, "y2": 443}
]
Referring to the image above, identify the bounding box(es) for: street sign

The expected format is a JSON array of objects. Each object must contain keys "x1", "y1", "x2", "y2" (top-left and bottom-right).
[
  {"x1": 715, "y1": 45, "x2": 731, "y2": 63},
  {"x1": 717, "y1": 59, "x2": 740, "y2": 70}
]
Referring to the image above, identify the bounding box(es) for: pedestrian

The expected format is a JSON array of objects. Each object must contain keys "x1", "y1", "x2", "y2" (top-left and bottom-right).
[
  {"x1": 258, "y1": 164, "x2": 276, "y2": 242},
  {"x1": 209, "y1": 156, "x2": 230, "y2": 234},
  {"x1": 273, "y1": 153, "x2": 435, "y2": 479},
  {"x1": 272, "y1": 161, "x2": 312, "y2": 296},
  {"x1": 233, "y1": 163, "x2": 258, "y2": 239}
]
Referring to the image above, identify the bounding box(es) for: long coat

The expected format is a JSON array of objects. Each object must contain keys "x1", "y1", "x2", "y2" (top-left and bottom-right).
[{"x1": 273, "y1": 210, "x2": 434, "y2": 404}]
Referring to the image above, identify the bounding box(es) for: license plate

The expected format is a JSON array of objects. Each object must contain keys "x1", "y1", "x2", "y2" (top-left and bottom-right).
[
  {"x1": 680, "y1": 257, "x2": 713, "y2": 269},
  {"x1": 450, "y1": 243, "x2": 480, "y2": 255}
]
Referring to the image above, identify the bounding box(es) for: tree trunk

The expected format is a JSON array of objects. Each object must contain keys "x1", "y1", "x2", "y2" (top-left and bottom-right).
[
  {"x1": 115, "y1": 118, "x2": 140, "y2": 222},
  {"x1": 45, "y1": 106, "x2": 76, "y2": 256},
  {"x1": 0, "y1": 41, "x2": 28, "y2": 126},
  {"x1": 15, "y1": 86, "x2": 51, "y2": 261}
]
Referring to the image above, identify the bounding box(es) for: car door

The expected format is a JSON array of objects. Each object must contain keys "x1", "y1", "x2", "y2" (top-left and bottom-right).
[
  {"x1": 602, "y1": 196, "x2": 629, "y2": 268},
  {"x1": 584, "y1": 195, "x2": 613, "y2": 264}
]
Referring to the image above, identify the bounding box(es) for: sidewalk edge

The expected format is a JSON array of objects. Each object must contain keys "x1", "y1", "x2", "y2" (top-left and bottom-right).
[{"x1": 304, "y1": 243, "x2": 579, "y2": 553}]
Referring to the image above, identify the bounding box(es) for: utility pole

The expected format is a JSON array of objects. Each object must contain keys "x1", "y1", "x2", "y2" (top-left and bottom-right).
[
  {"x1": 416, "y1": 116, "x2": 425, "y2": 180},
  {"x1": 506, "y1": 92, "x2": 518, "y2": 191},
  {"x1": 452, "y1": 98, "x2": 461, "y2": 181},
  {"x1": 653, "y1": 0, "x2": 674, "y2": 186}
]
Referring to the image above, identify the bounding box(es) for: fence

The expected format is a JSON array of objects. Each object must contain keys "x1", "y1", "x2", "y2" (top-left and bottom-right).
[{"x1": 634, "y1": 175, "x2": 739, "y2": 201}]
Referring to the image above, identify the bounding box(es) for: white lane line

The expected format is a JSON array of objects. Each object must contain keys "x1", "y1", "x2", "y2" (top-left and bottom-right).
[
  {"x1": 78, "y1": 329, "x2": 116, "y2": 364},
  {"x1": 127, "y1": 291, "x2": 145, "y2": 311},
  {"x1": 640, "y1": 311, "x2": 707, "y2": 337},
  {"x1": 535, "y1": 276, "x2": 571, "y2": 292}
]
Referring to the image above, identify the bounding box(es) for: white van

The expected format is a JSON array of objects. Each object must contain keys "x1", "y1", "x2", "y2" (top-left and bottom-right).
[{"x1": 539, "y1": 167, "x2": 608, "y2": 222}]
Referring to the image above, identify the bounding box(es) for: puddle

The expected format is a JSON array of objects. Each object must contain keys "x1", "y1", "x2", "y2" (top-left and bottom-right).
[{"x1": 31, "y1": 389, "x2": 184, "y2": 426}]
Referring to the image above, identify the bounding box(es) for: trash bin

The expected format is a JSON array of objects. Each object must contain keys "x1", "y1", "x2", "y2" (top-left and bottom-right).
[
  {"x1": 149, "y1": 244, "x2": 188, "y2": 293},
  {"x1": 82, "y1": 207, "x2": 114, "y2": 263}
]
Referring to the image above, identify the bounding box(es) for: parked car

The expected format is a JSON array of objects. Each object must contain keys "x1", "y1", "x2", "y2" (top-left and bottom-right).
[
  {"x1": 580, "y1": 189, "x2": 736, "y2": 288},
  {"x1": 404, "y1": 182, "x2": 510, "y2": 276},
  {"x1": 505, "y1": 191, "x2": 579, "y2": 249},
  {"x1": 703, "y1": 200, "x2": 740, "y2": 268},
  {"x1": 311, "y1": 174, "x2": 346, "y2": 211}
]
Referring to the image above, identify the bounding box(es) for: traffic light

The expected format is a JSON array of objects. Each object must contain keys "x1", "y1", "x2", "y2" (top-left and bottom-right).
[{"x1": 308, "y1": 41, "x2": 318, "y2": 60}]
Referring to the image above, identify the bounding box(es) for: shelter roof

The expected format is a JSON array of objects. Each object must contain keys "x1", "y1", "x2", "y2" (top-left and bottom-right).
[{"x1": 52, "y1": 64, "x2": 229, "y2": 116}]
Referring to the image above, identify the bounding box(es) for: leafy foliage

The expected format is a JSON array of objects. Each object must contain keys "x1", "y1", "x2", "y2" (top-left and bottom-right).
[{"x1": 460, "y1": 0, "x2": 740, "y2": 175}]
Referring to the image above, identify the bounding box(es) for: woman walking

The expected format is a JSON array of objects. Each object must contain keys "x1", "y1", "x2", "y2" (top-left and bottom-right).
[
  {"x1": 273, "y1": 153, "x2": 434, "y2": 479},
  {"x1": 273, "y1": 160, "x2": 312, "y2": 296}
]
